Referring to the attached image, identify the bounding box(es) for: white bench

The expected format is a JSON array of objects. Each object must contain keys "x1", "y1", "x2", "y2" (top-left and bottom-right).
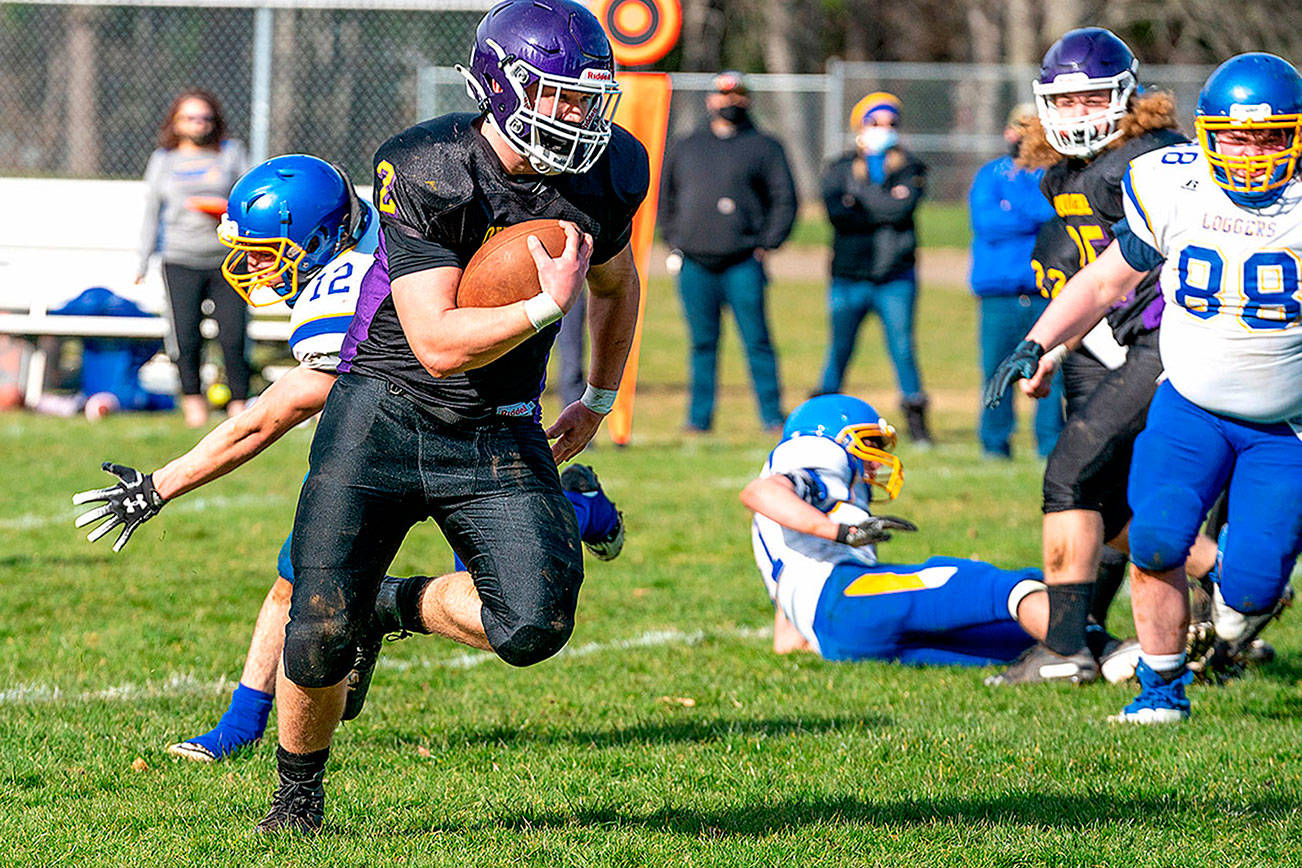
[{"x1": 0, "y1": 177, "x2": 292, "y2": 405}]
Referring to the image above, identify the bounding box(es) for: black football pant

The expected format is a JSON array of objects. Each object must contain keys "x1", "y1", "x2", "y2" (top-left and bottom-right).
[
  {"x1": 1042, "y1": 331, "x2": 1162, "y2": 542},
  {"x1": 284, "y1": 373, "x2": 583, "y2": 687}
]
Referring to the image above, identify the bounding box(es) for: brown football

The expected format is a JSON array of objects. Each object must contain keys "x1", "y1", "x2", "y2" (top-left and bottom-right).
[{"x1": 456, "y1": 219, "x2": 570, "y2": 308}]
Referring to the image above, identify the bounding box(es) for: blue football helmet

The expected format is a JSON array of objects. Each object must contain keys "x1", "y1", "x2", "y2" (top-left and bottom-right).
[
  {"x1": 218, "y1": 154, "x2": 371, "y2": 307},
  {"x1": 1195, "y1": 53, "x2": 1302, "y2": 208},
  {"x1": 782, "y1": 394, "x2": 904, "y2": 500},
  {"x1": 1033, "y1": 27, "x2": 1138, "y2": 158}
]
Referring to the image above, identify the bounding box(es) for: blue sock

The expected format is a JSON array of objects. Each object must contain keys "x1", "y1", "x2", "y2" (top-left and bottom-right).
[
  {"x1": 180, "y1": 683, "x2": 272, "y2": 759},
  {"x1": 565, "y1": 488, "x2": 619, "y2": 541}
]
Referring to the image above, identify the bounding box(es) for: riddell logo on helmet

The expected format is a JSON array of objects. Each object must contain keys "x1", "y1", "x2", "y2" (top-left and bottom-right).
[{"x1": 580, "y1": 69, "x2": 614, "y2": 82}]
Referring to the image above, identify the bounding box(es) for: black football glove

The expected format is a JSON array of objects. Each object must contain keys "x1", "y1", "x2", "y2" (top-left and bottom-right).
[
  {"x1": 982, "y1": 339, "x2": 1046, "y2": 409},
  {"x1": 73, "y1": 462, "x2": 166, "y2": 552},
  {"x1": 836, "y1": 515, "x2": 918, "y2": 547}
]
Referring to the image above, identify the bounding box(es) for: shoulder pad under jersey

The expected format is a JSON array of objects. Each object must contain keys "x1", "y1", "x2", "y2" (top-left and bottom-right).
[{"x1": 372, "y1": 113, "x2": 483, "y2": 223}]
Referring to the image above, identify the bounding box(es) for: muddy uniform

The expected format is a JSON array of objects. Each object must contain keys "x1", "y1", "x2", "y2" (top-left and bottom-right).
[{"x1": 284, "y1": 113, "x2": 648, "y2": 685}]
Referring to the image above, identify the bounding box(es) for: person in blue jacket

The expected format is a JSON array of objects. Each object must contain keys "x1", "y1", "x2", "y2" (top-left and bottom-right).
[{"x1": 969, "y1": 104, "x2": 1063, "y2": 459}]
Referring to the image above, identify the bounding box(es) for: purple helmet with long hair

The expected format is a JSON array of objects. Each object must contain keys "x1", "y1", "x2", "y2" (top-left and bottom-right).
[
  {"x1": 1033, "y1": 27, "x2": 1138, "y2": 158},
  {"x1": 457, "y1": 0, "x2": 621, "y2": 175}
]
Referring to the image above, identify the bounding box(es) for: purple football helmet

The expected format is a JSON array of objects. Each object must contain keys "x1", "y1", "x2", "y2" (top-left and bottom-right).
[
  {"x1": 1033, "y1": 27, "x2": 1138, "y2": 157},
  {"x1": 457, "y1": 0, "x2": 621, "y2": 175}
]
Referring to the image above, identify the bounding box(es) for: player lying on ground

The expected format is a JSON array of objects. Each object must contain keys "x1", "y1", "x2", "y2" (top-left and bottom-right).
[
  {"x1": 742, "y1": 394, "x2": 1142, "y2": 674},
  {"x1": 72, "y1": 154, "x2": 625, "y2": 761},
  {"x1": 252, "y1": 0, "x2": 648, "y2": 834},
  {"x1": 991, "y1": 53, "x2": 1302, "y2": 723}
]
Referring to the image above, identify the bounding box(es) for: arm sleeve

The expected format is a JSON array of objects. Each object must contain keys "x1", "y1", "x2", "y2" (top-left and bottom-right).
[
  {"x1": 137, "y1": 150, "x2": 164, "y2": 275},
  {"x1": 226, "y1": 139, "x2": 249, "y2": 177},
  {"x1": 376, "y1": 154, "x2": 462, "y2": 280},
  {"x1": 822, "y1": 161, "x2": 874, "y2": 233},
  {"x1": 1113, "y1": 218, "x2": 1165, "y2": 272},
  {"x1": 969, "y1": 163, "x2": 1029, "y2": 240},
  {"x1": 850, "y1": 159, "x2": 926, "y2": 224},
  {"x1": 757, "y1": 141, "x2": 798, "y2": 249},
  {"x1": 383, "y1": 223, "x2": 460, "y2": 280},
  {"x1": 970, "y1": 166, "x2": 1055, "y2": 241},
  {"x1": 1119, "y1": 163, "x2": 1161, "y2": 252},
  {"x1": 765, "y1": 438, "x2": 854, "y2": 505}
]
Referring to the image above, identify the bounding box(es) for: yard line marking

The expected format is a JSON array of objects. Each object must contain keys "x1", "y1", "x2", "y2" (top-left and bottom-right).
[
  {"x1": 380, "y1": 625, "x2": 772, "y2": 672},
  {"x1": 1, "y1": 493, "x2": 292, "y2": 531},
  {"x1": 0, "y1": 625, "x2": 771, "y2": 706}
]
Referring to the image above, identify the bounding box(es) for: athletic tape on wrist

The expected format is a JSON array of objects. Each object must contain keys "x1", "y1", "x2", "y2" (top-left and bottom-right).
[
  {"x1": 1045, "y1": 344, "x2": 1069, "y2": 367},
  {"x1": 581, "y1": 384, "x2": 619, "y2": 414},
  {"x1": 524, "y1": 292, "x2": 564, "y2": 331}
]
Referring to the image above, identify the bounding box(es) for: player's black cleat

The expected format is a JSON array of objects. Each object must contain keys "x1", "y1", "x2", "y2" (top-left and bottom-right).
[
  {"x1": 340, "y1": 632, "x2": 384, "y2": 723},
  {"x1": 256, "y1": 778, "x2": 324, "y2": 834},
  {"x1": 985, "y1": 642, "x2": 1099, "y2": 686},
  {"x1": 560, "y1": 463, "x2": 625, "y2": 561}
]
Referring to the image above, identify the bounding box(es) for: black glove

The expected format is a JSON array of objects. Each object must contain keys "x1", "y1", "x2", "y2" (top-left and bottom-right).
[
  {"x1": 982, "y1": 339, "x2": 1045, "y2": 409},
  {"x1": 836, "y1": 515, "x2": 918, "y2": 547},
  {"x1": 73, "y1": 462, "x2": 166, "y2": 552}
]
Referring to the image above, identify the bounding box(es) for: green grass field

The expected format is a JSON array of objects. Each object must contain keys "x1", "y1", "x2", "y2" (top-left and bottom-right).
[{"x1": 4, "y1": 267, "x2": 1301, "y2": 866}]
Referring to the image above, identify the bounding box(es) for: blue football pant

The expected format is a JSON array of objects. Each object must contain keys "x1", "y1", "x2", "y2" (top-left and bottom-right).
[
  {"x1": 1128, "y1": 382, "x2": 1302, "y2": 614},
  {"x1": 811, "y1": 556, "x2": 1041, "y2": 665}
]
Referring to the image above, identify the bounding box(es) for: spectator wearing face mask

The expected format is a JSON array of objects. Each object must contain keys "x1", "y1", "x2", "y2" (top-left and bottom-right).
[
  {"x1": 815, "y1": 92, "x2": 931, "y2": 446},
  {"x1": 659, "y1": 71, "x2": 798, "y2": 433}
]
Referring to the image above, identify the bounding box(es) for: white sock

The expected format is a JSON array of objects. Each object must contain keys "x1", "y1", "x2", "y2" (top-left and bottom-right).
[{"x1": 1140, "y1": 650, "x2": 1186, "y2": 675}]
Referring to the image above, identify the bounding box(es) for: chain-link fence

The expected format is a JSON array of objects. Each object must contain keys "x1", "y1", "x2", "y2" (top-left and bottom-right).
[
  {"x1": 421, "y1": 60, "x2": 1215, "y2": 203},
  {"x1": 2, "y1": 1, "x2": 1215, "y2": 203},
  {"x1": 1, "y1": 0, "x2": 487, "y2": 184}
]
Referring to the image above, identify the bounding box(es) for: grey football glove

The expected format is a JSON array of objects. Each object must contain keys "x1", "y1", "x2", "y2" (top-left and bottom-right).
[
  {"x1": 73, "y1": 462, "x2": 166, "y2": 552},
  {"x1": 836, "y1": 515, "x2": 918, "y2": 547},
  {"x1": 982, "y1": 339, "x2": 1045, "y2": 408}
]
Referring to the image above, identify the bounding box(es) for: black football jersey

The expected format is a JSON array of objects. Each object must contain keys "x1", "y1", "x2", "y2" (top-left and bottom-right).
[
  {"x1": 339, "y1": 113, "x2": 650, "y2": 418},
  {"x1": 1034, "y1": 128, "x2": 1187, "y2": 345}
]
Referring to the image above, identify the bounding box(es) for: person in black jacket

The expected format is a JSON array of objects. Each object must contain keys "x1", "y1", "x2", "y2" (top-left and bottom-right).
[
  {"x1": 659, "y1": 71, "x2": 797, "y2": 432},
  {"x1": 816, "y1": 92, "x2": 931, "y2": 445}
]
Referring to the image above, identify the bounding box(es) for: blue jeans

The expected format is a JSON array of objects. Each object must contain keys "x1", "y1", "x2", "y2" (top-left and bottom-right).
[
  {"x1": 817, "y1": 274, "x2": 924, "y2": 400},
  {"x1": 678, "y1": 256, "x2": 783, "y2": 429},
  {"x1": 978, "y1": 293, "x2": 1065, "y2": 457}
]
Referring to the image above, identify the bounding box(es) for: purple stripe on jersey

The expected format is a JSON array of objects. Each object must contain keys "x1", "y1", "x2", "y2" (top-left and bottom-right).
[
  {"x1": 337, "y1": 231, "x2": 393, "y2": 372},
  {"x1": 1142, "y1": 292, "x2": 1165, "y2": 331}
]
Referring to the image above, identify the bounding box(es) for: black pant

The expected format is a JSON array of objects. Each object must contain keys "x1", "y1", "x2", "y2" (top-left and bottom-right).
[
  {"x1": 284, "y1": 374, "x2": 583, "y2": 687},
  {"x1": 162, "y1": 262, "x2": 249, "y2": 399},
  {"x1": 1042, "y1": 333, "x2": 1162, "y2": 541}
]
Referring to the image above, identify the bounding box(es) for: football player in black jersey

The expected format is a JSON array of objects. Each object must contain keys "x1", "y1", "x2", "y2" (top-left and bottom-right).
[
  {"x1": 256, "y1": 0, "x2": 648, "y2": 833},
  {"x1": 983, "y1": 28, "x2": 1219, "y2": 686}
]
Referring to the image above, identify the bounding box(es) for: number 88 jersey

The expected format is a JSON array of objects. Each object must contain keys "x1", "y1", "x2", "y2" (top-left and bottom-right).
[{"x1": 1121, "y1": 142, "x2": 1302, "y2": 422}]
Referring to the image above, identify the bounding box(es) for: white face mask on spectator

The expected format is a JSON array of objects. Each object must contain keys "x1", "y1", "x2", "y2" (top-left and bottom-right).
[{"x1": 857, "y1": 126, "x2": 898, "y2": 155}]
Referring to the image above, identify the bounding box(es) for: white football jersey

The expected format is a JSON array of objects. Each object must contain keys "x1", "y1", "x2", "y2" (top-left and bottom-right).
[
  {"x1": 287, "y1": 249, "x2": 373, "y2": 373},
  {"x1": 751, "y1": 435, "x2": 877, "y2": 651},
  {"x1": 1122, "y1": 143, "x2": 1302, "y2": 422}
]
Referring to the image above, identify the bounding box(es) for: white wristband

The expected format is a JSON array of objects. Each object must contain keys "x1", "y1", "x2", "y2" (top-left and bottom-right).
[
  {"x1": 581, "y1": 384, "x2": 619, "y2": 415},
  {"x1": 1045, "y1": 344, "x2": 1069, "y2": 367},
  {"x1": 523, "y1": 292, "x2": 564, "y2": 332}
]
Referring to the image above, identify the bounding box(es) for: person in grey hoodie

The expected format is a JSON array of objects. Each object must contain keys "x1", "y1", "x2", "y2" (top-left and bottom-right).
[{"x1": 137, "y1": 89, "x2": 249, "y2": 427}]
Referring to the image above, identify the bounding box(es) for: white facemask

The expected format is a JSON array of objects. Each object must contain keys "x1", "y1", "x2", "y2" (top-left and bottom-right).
[{"x1": 857, "y1": 126, "x2": 898, "y2": 154}]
